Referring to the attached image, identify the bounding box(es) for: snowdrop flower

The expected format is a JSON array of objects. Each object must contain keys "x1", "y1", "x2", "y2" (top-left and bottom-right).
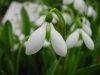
[
  {"x1": 66, "y1": 29, "x2": 94, "y2": 50},
  {"x1": 62, "y1": 13, "x2": 72, "y2": 25},
  {"x1": 82, "y1": 17, "x2": 92, "y2": 36},
  {"x1": 63, "y1": 0, "x2": 74, "y2": 5},
  {"x1": 25, "y1": 22, "x2": 67, "y2": 56},
  {"x1": 87, "y1": 6, "x2": 97, "y2": 19},
  {"x1": 73, "y1": 0, "x2": 87, "y2": 13},
  {"x1": 70, "y1": 17, "x2": 92, "y2": 36}
]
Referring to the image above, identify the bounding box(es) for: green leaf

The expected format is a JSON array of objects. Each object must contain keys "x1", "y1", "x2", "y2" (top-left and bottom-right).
[
  {"x1": 51, "y1": 8, "x2": 66, "y2": 27},
  {"x1": 0, "y1": 21, "x2": 14, "y2": 48},
  {"x1": 63, "y1": 49, "x2": 82, "y2": 75},
  {"x1": 21, "y1": 7, "x2": 31, "y2": 36},
  {"x1": 75, "y1": 64, "x2": 100, "y2": 75},
  {"x1": 46, "y1": 60, "x2": 58, "y2": 75}
]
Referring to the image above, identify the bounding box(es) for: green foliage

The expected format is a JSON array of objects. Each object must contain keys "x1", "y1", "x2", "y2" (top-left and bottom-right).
[
  {"x1": 0, "y1": 21, "x2": 14, "y2": 49},
  {"x1": 21, "y1": 7, "x2": 31, "y2": 36}
]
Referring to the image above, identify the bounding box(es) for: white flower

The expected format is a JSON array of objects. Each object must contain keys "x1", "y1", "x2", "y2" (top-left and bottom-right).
[
  {"x1": 66, "y1": 29, "x2": 94, "y2": 50},
  {"x1": 70, "y1": 17, "x2": 92, "y2": 36},
  {"x1": 73, "y1": 0, "x2": 87, "y2": 13},
  {"x1": 25, "y1": 22, "x2": 67, "y2": 56},
  {"x1": 87, "y1": 6, "x2": 97, "y2": 19},
  {"x1": 62, "y1": 13, "x2": 72, "y2": 25},
  {"x1": 63, "y1": 0, "x2": 74, "y2": 5},
  {"x1": 82, "y1": 17, "x2": 92, "y2": 36},
  {"x1": 82, "y1": 24, "x2": 92, "y2": 36},
  {"x1": 62, "y1": 5, "x2": 68, "y2": 11}
]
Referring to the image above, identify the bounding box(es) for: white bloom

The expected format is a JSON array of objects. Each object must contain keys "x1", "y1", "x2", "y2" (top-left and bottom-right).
[
  {"x1": 70, "y1": 18, "x2": 92, "y2": 36},
  {"x1": 87, "y1": 6, "x2": 97, "y2": 19},
  {"x1": 62, "y1": 5, "x2": 68, "y2": 11},
  {"x1": 82, "y1": 24, "x2": 92, "y2": 36},
  {"x1": 19, "y1": 34, "x2": 25, "y2": 41},
  {"x1": 25, "y1": 23, "x2": 67, "y2": 56},
  {"x1": 63, "y1": 0, "x2": 74, "y2": 5},
  {"x1": 82, "y1": 17, "x2": 92, "y2": 36},
  {"x1": 66, "y1": 29, "x2": 94, "y2": 50},
  {"x1": 2, "y1": 1, "x2": 22, "y2": 33},
  {"x1": 73, "y1": 0, "x2": 87, "y2": 13},
  {"x1": 62, "y1": 13, "x2": 72, "y2": 25}
]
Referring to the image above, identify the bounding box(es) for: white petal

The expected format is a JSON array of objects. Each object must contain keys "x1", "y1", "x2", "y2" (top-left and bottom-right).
[
  {"x1": 82, "y1": 24, "x2": 92, "y2": 36},
  {"x1": 52, "y1": 13, "x2": 58, "y2": 24},
  {"x1": 35, "y1": 15, "x2": 46, "y2": 26},
  {"x1": 50, "y1": 24, "x2": 67, "y2": 56},
  {"x1": 82, "y1": 17, "x2": 90, "y2": 27},
  {"x1": 63, "y1": 0, "x2": 74, "y2": 5},
  {"x1": 87, "y1": 6, "x2": 97, "y2": 19},
  {"x1": 87, "y1": 6, "x2": 94, "y2": 17},
  {"x1": 66, "y1": 29, "x2": 79, "y2": 48},
  {"x1": 43, "y1": 40, "x2": 50, "y2": 47},
  {"x1": 62, "y1": 13, "x2": 72, "y2": 25},
  {"x1": 74, "y1": 40, "x2": 83, "y2": 47},
  {"x1": 52, "y1": 18, "x2": 58, "y2": 24},
  {"x1": 82, "y1": 30, "x2": 94, "y2": 50},
  {"x1": 25, "y1": 24, "x2": 46, "y2": 55},
  {"x1": 74, "y1": 0, "x2": 87, "y2": 13},
  {"x1": 62, "y1": 5, "x2": 68, "y2": 11}
]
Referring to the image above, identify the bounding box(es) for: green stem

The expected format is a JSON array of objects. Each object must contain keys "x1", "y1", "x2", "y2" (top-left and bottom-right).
[{"x1": 15, "y1": 43, "x2": 22, "y2": 75}]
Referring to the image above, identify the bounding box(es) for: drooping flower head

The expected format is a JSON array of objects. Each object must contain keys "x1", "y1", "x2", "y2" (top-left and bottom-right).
[{"x1": 25, "y1": 12, "x2": 67, "y2": 56}]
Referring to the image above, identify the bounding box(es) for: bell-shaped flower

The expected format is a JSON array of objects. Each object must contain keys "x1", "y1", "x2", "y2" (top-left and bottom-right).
[
  {"x1": 70, "y1": 17, "x2": 92, "y2": 36},
  {"x1": 66, "y1": 29, "x2": 94, "y2": 50},
  {"x1": 73, "y1": 0, "x2": 87, "y2": 13},
  {"x1": 87, "y1": 6, "x2": 97, "y2": 19},
  {"x1": 62, "y1": 13, "x2": 72, "y2": 25},
  {"x1": 82, "y1": 17, "x2": 92, "y2": 36},
  {"x1": 25, "y1": 22, "x2": 67, "y2": 56}
]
